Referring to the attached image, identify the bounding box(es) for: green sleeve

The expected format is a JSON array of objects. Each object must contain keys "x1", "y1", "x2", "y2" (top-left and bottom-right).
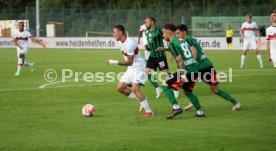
[{"x1": 169, "y1": 42, "x2": 179, "y2": 57}]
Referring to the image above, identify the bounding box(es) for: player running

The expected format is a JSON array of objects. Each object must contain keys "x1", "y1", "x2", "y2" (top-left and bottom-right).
[
  {"x1": 144, "y1": 16, "x2": 179, "y2": 99},
  {"x1": 240, "y1": 14, "x2": 263, "y2": 69},
  {"x1": 175, "y1": 24, "x2": 241, "y2": 111},
  {"x1": 138, "y1": 24, "x2": 150, "y2": 61},
  {"x1": 106, "y1": 25, "x2": 153, "y2": 117},
  {"x1": 266, "y1": 10, "x2": 276, "y2": 68},
  {"x1": 13, "y1": 21, "x2": 47, "y2": 76},
  {"x1": 158, "y1": 24, "x2": 205, "y2": 119}
]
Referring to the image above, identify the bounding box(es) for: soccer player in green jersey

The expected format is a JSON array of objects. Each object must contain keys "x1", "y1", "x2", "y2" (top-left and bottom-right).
[
  {"x1": 175, "y1": 24, "x2": 241, "y2": 111},
  {"x1": 158, "y1": 24, "x2": 205, "y2": 119},
  {"x1": 144, "y1": 16, "x2": 179, "y2": 99}
]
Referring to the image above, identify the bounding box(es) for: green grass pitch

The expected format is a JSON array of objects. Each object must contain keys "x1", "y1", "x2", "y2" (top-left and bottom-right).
[{"x1": 0, "y1": 48, "x2": 276, "y2": 151}]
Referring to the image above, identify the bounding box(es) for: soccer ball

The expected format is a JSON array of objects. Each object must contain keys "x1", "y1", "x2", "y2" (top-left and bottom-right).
[{"x1": 82, "y1": 104, "x2": 96, "y2": 117}]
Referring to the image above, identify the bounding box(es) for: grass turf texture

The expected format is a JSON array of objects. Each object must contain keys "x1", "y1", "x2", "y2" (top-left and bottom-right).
[{"x1": 0, "y1": 48, "x2": 276, "y2": 151}]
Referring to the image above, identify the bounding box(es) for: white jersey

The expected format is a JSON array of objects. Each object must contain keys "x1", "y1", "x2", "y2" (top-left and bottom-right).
[
  {"x1": 12, "y1": 29, "x2": 32, "y2": 48},
  {"x1": 118, "y1": 37, "x2": 145, "y2": 70},
  {"x1": 266, "y1": 25, "x2": 276, "y2": 59},
  {"x1": 241, "y1": 21, "x2": 258, "y2": 39}
]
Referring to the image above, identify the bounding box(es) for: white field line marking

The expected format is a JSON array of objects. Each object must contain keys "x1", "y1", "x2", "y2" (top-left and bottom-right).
[
  {"x1": 0, "y1": 82, "x2": 108, "y2": 92},
  {"x1": 220, "y1": 69, "x2": 276, "y2": 72},
  {"x1": 39, "y1": 79, "x2": 82, "y2": 89}
]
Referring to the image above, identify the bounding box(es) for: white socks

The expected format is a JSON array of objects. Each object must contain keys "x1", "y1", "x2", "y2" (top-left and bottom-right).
[
  {"x1": 273, "y1": 59, "x2": 276, "y2": 68},
  {"x1": 173, "y1": 104, "x2": 181, "y2": 109},
  {"x1": 23, "y1": 61, "x2": 32, "y2": 66},
  {"x1": 17, "y1": 58, "x2": 23, "y2": 72},
  {"x1": 140, "y1": 99, "x2": 152, "y2": 112},
  {"x1": 18, "y1": 58, "x2": 23, "y2": 64},
  {"x1": 17, "y1": 64, "x2": 22, "y2": 73},
  {"x1": 241, "y1": 54, "x2": 263, "y2": 66},
  {"x1": 241, "y1": 55, "x2": 246, "y2": 66},
  {"x1": 256, "y1": 54, "x2": 263, "y2": 65},
  {"x1": 128, "y1": 92, "x2": 137, "y2": 99}
]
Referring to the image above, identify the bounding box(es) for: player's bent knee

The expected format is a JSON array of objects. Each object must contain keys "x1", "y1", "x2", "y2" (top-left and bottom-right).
[
  {"x1": 131, "y1": 85, "x2": 140, "y2": 93},
  {"x1": 116, "y1": 85, "x2": 125, "y2": 93},
  {"x1": 145, "y1": 68, "x2": 151, "y2": 74},
  {"x1": 211, "y1": 88, "x2": 219, "y2": 94}
]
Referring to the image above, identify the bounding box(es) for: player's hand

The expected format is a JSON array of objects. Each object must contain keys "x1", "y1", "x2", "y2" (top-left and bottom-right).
[
  {"x1": 156, "y1": 47, "x2": 164, "y2": 51},
  {"x1": 39, "y1": 40, "x2": 48, "y2": 48}
]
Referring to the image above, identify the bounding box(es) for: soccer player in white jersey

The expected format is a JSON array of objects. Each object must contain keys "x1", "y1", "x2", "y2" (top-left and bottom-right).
[
  {"x1": 266, "y1": 10, "x2": 276, "y2": 68},
  {"x1": 106, "y1": 25, "x2": 153, "y2": 117},
  {"x1": 13, "y1": 21, "x2": 47, "y2": 76},
  {"x1": 138, "y1": 24, "x2": 150, "y2": 61},
  {"x1": 240, "y1": 14, "x2": 263, "y2": 69}
]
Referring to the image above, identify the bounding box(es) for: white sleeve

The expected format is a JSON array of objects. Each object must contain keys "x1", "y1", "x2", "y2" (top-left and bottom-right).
[
  {"x1": 12, "y1": 30, "x2": 17, "y2": 38},
  {"x1": 266, "y1": 28, "x2": 269, "y2": 40},
  {"x1": 27, "y1": 31, "x2": 32, "y2": 38},
  {"x1": 254, "y1": 22, "x2": 258, "y2": 30},
  {"x1": 241, "y1": 23, "x2": 244, "y2": 29}
]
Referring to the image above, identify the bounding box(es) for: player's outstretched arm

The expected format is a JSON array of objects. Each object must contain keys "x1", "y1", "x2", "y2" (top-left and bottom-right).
[
  {"x1": 138, "y1": 31, "x2": 143, "y2": 44},
  {"x1": 30, "y1": 37, "x2": 47, "y2": 48},
  {"x1": 106, "y1": 55, "x2": 134, "y2": 66},
  {"x1": 240, "y1": 29, "x2": 244, "y2": 38}
]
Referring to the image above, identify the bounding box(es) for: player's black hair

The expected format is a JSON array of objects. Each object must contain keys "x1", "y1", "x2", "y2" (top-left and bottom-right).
[
  {"x1": 18, "y1": 21, "x2": 24, "y2": 25},
  {"x1": 270, "y1": 9, "x2": 276, "y2": 15},
  {"x1": 246, "y1": 14, "x2": 252, "y2": 18},
  {"x1": 176, "y1": 24, "x2": 188, "y2": 32},
  {"x1": 163, "y1": 24, "x2": 176, "y2": 32},
  {"x1": 113, "y1": 24, "x2": 125, "y2": 35},
  {"x1": 146, "y1": 16, "x2": 156, "y2": 23}
]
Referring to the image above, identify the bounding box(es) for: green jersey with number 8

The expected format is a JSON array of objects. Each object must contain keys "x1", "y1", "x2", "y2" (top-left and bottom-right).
[
  {"x1": 169, "y1": 36, "x2": 198, "y2": 73},
  {"x1": 186, "y1": 35, "x2": 213, "y2": 70}
]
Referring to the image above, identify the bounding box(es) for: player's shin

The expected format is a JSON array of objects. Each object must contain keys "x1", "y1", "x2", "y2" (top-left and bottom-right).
[
  {"x1": 140, "y1": 99, "x2": 152, "y2": 113},
  {"x1": 161, "y1": 85, "x2": 179, "y2": 108},
  {"x1": 256, "y1": 54, "x2": 263, "y2": 65},
  {"x1": 185, "y1": 91, "x2": 201, "y2": 110},
  {"x1": 17, "y1": 58, "x2": 23, "y2": 72},
  {"x1": 148, "y1": 74, "x2": 159, "y2": 89},
  {"x1": 217, "y1": 89, "x2": 238, "y2": 105},
  {"x1": 241, "y1": 55, "x2": 246, "y2": 66},
  {"x1": 23, "y1": 61, "x2": 32, "y2": 66}
]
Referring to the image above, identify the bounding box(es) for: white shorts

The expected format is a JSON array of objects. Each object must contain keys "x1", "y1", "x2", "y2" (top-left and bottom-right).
[
  {"x1": 142, "y1": 36, "x2": 148, "y2": 46},
  {"x1": 120, "y1": 68, "x2": 146, "y2": 85},
  {"x1": 270, "y1": 49, "x2": 276, "y2": 61},
  {"x1": 17, "y1": 47, "x2": 28, "y2": 57},
  {"x1": 243, "y1": 38, "x2": 257, "y2": 50},
  {"x1": 144, "y1": 50, "x2": 150, "y2": 61}
]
